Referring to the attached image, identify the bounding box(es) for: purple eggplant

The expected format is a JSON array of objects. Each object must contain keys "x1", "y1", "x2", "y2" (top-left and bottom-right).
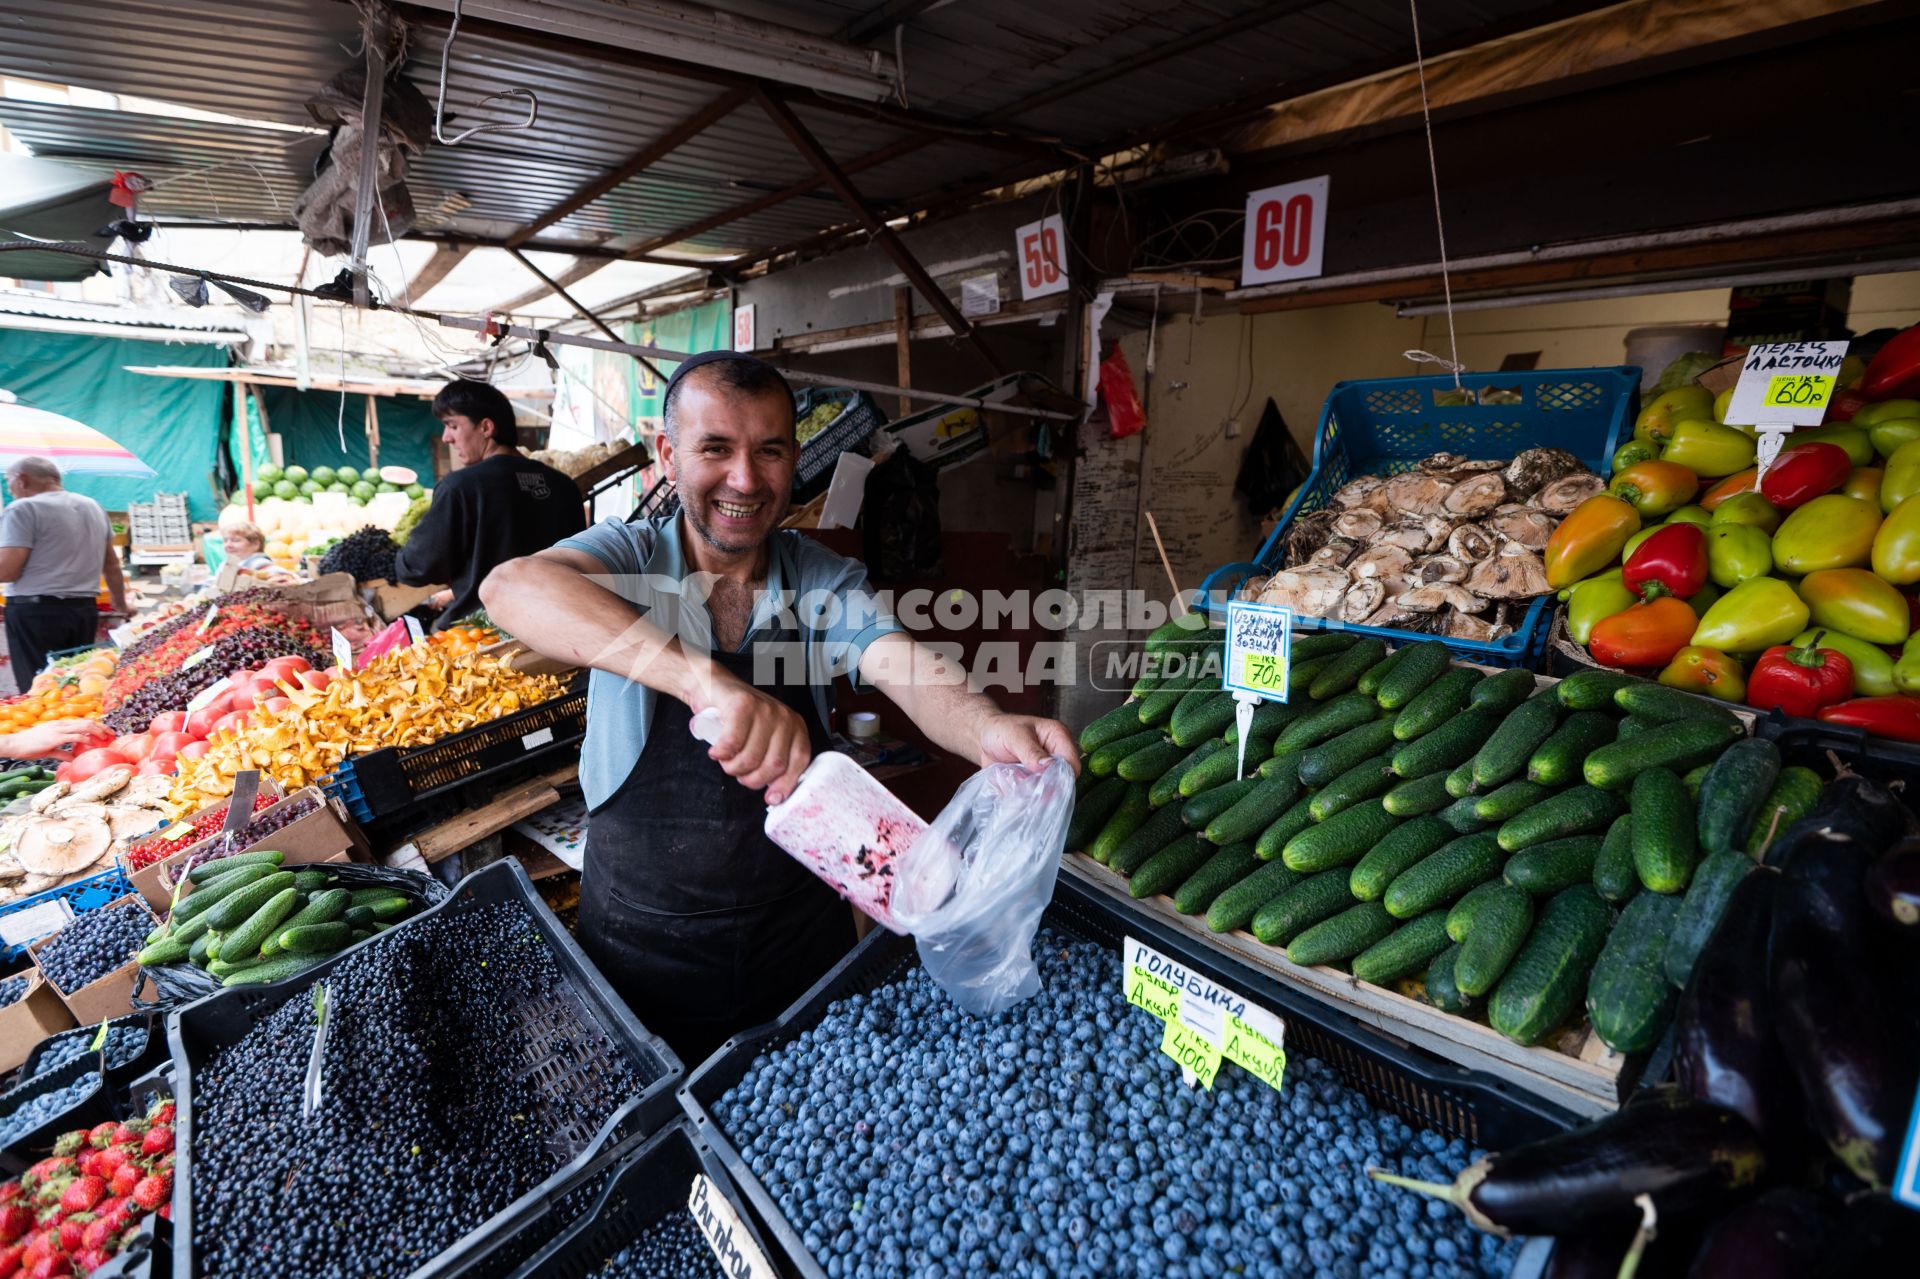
[
  {"x1": 1865, "y1": 840, "x2": 1920, "y2": 927},
  {"x1": 1770, "y1": 834, "x2": 1917, "y2": 1189},
  {"x1": 1685, "y1": 1188, "x2": 1835, "y2": 1279},
  {"x1": 1367, "y1": 1091, "x2": 1764, "y2": 1237},
  {"x1": 1673, "y1": 871, "x2": 1801, "y2": 1162},
  {"x1": 1761, "y1": 773, "x2": 1905, "y2": 869}
]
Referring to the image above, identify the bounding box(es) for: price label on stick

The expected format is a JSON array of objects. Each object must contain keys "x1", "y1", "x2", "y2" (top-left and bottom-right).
[
  {"x1": 331, "y1": 627, "x2": 354, "y2": 673},
  {"x1": 1224, "y1": 600, "x2": 1293, "y2": 702},
  {"x1": 1724, "y1": 341, "x2": 1849, "y2": 482}
]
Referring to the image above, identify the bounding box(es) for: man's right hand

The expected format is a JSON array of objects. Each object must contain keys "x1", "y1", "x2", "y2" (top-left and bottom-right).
[{"x1": 692, "y1": 677, "x2": 812, "y2": 804}]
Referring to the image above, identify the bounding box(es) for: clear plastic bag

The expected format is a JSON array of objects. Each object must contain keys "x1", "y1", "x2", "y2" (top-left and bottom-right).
[{"x1": 892, "y1": 756, "x2": 1075, "y2": 1016}]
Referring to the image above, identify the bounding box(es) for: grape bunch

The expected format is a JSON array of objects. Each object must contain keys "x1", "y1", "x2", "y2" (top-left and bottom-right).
[
  {"x1": 27, "y1": 1021, "x2": 149, "y2": 1078},
  {"x1": 599, "y1": 1210, "x2": 723, "y2": 1279},
  {"x1": 104, "y1": 627, "x2": 333, "y2": 734},
  {"x1": 318, "y1": 527, "x2": 399, "y2": 584},
  {"x1": 0, "y1": 974, "x2": 28, "y2": 1011},
  {"x1": 38, "y1": 904, "x2": 150, "y2": 994},
  {"x1": 0, "y1": 1072, "x2": 102, "y2": 1148}
]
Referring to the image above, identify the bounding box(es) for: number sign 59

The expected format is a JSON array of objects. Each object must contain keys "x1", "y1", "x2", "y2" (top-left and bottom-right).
[
  {"x1": 1015, "y1": 214, "x2": 1069, "y2": 300},
  {"x1": 1240, "y1": 176, "x2": 1330, "y2": 286}
]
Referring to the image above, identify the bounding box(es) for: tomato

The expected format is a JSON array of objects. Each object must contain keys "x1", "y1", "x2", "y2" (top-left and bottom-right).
[
  {"x1": 148, "y1": 711, "x2": 187, "y2": 735},
  {"x1": 264, "y1": 656, "x2": 312, "y2": 679},
  {"x1": 151, "y1": 731, "x2": 196, "y2": 758},
  {"x1": 185, "y1": 705, "x2": 225, "y2": 739},
  {"x1": 263, "y1": 696, "x2": 291, "y2": 714},
  {"x1": 135, "y1": 759, "x2": 173, "y2": 777},
  {"x1": 225, "y1": 673, "x2": 257, "y2": 705},
  {"x1": 112, "y1": 734, "x2": 153, "y2": 764},
  {"x1": 177, "y1": 740, "x2": 211, "y2": 761},
  {"x1": 68, "y1": 748, "x2": 126, "y2": 782},
  {"x1": 212, "y1": 710, "x2": 250, "y2": 736}
]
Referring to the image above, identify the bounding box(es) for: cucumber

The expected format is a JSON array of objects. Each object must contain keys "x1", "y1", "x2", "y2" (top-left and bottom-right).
[
  {"x1": 1470, "y1": 667, "x2": 1536, "y2": 714},
  {"x1": 170, "y1": 863, "x2": 278, "y2": 921},
  {"x1": 1454, "y1": 884, "x2": 1534, "y2": 997},
  {"x1": 1439, "y1": 795, "x2": 1489, "y2": 834},
  {"x1": 1352, "y1": 911, "x2": 1453, "y2": 984},
  {"x1": 1383, "y1": 832, "x2": 1503, "y2": 920},
  {"x1": 1445, "y1": 879, "x2": 1510, "y2": 943},
  {"x1": 1356, "y1": 645, "x2": 1410, "y2": 698},
  {"x1": 1374, "y1": 640, "x2": 1452, "y2": 711},
  {"x1": 1086, "y1": 785, "x2": 1152, "y2": 864},
  {"x1": 1553, "y1": 669, "x2": 1639, "y2": 710},
  {"x1": 1582, "y1": 718, "x2": 1744, "y2": 790},
  {"x1": 1384, "y1": 770, "x2": 1455, "y2": 817},
  {"x1": 1503, "y1": 836, "x2": 1604, "y2": 895},
  {"x1": 1135, "y1": 685, "x2": 1188, "y2": 729},
  {"x1": 1207, "y1": 861, "x2": 1304, "y2": 934},
  {"x1": 1445, "y1": 762, "x2": 1479, "y2": 800},
  {"x1": 1088, "y1": 729, "x2": 1164, "y2": 777},
  {"x1": 360, "y1": 895, "x2": 411, "y2": 920},
  {"x1": 1681, "y1": 763, "x2": 1710, "y2": 800},
  {"x1": 1206, "y1": 772, "x2": 1304, "y2": 846},
  {"x1": 1169, "y1": 690, "x2": 1237, "y2": 748},
  {"x1": 1631, "y1": 767, "x2": 1697, "y2": 893},
  {"x1": 1280, "y1": 800, "x2": 1396, "y2": 874},
  {"x1": 1171, "y1": 738, "x2": 1237, "y2": 799},
  {"x1": 1130, "y1": 834, "x2": 1213, "y2": 900},
  {"x1": 136, "y1": 937, "x2": 190, "y2": 967},
  {"x1": 1274, "y1": 692, "x2": 1378, "y2": 755},
  {"x1": 1224, "y1": 699, "x2": 1306, "y2": 744},
  {"x1": 1351, "y1": 815, "x2": 1454, "y2": 902},
  {"x1": 1253, "y1": 794, "x2": 1319, "y2": 862},
  {"x1": 259, "y1": 888, "x2": 351, "y2": 959},
  {"x1": 1256, "y1": 751, "x2": 1300, "y2": 781},
  {"x1": 1695, "y1": 738, "x2": 1781, "y2": 855},
  {"x1": 1472, "y1": 693, "x2": 1564, "y2": 789},
  {"x1": 1183, "y1": 776, "x2": 1262, "y2": 832},
  {"x1": 1424, "y1": 943, "x2": 1477, "y2": 1014},
  {"x1": 1391, "y1": 668, "x2": 1483, "y2": 741},
  {"x1": 1080, "y1": 702, "x2": 1148, "y2": 753},
  {"x1": 219, "y1": 887, "x2": 301, "y2": 962},
  {"x1": 1495, "y1": 785, "x2": 1624, "y2": 852},
  {"x1": 1297, "y1": 719, "x2": 1399, "y2": 788},
  {"x1": 1488, "y1": 885, "x2": 1614, "y2": 1046},
  {"x1": 1526, "y1": 711, "x2": 1617, "y2": 786},
  {"x1": 1745, "y1": 765, "x2": 1822, "y2": 859},
  {"x1": 1249, "y1": 868, "x2": 1352, "y2": 945},
  {"x1": 1282, "y1": 654, "x2": 1335, "y2": 695},
  {"x1": 188, "y1": 931, "x2": 215, "y2": 968},
  {"x1": 1173, "y1": 843, "x2": 1261, "y2": 915},
  {"x1": 1586, "y1": 890, "x2": 1686, "y2": 1053},
  {"x1": 1613, "y1": 682, "x2": 1742, "y2": 727},
  {"x1": 1593, "y1": 813, "x2": 1640, "y2": 905},
  {"x1": 1107, "y1": 806, "x2": 1188, "y2": 875},
  {"x1": 1143, "y1": 612, "x2": 1209, "y2": 651},
  {"x1": 1287, "y1": 902, "x2": 1395, "y2": 967},
  {"x1": 221, "y1": 953, "x2": 330, "y2": 986},
  {"x1": 1615, "y1": 715, "x2": 1659, "y2": 739},
  {"x1": 186, "y1": 849, "x2": 284, "y2": 884},
  {"x1": 204, "y1": 871, "x2": 298, "y2": 932},
  {"x1": 1391, "y1": 711, "x2": 1499, "y2": 779},
  {"x1": 1117, "y1": 736, "x2": 1189, "y2": 783},
  {"x1": 291, "y1": 869, "x2": 331, "y2": 894},
  {"x1": 1290, "y1": 631, "x2": 1360, "y2": 662},
  {"x1": 1130, "y1": 666, "x2": 1170, "y2": 700},
  {"x1": 1473, "y1": 780, "x2": 1553, "y2": 824},
  {"x1": 1308, "y1": 754, "x2": 1396, "y2": 822},
  {"x1": 1308, "y1": 638, "x2": 1388, "y2": 701},
  {"x1": 165, "y1": 912, "x2": 213, "y2": 949},
  {"x1": 343, "y1": 906, "x2": 377, "y2": 929},
  {"x1": 1066, "y1": 777, "x2": 1129, "y2": 850},
  {"x1": 1663, "y1": 850, "x2": 1752, "y2": 989}
]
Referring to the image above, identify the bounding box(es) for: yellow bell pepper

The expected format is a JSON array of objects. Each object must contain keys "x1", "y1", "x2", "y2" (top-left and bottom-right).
[
  {"x1": 1545, "y1": 495, "x2": 1642, "y2": 591},
  {"x1": 1873, "y1": 494, "x2": 1920, "y2": 586},
  {"x1": 1772, "y1": 495, "x2": 1881, "y2": 574},
  {"x1": 1660, "y1": 420, "x2": 1758, "y2": 478},
  {"x1": 1633, "y1": 386, "x2": 1715, "y2": 445}
]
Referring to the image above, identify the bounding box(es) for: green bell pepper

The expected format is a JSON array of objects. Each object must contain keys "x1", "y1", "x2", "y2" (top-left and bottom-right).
[
  {"x1": 1895, "y1": 633, "x2": 1920, "y2": 695},
  {"x1": 1882, "y1": 439, "x2": 1920, "y2": 513},
  {"x1": 1856, "y1": 399, "x2": 1920, "y2": 426},
  {"x1": 1686, "y1": 579, "x2": 1723, "y2": 619},
  {"x1": 1793, "y1": 626, "x2": 1897, "y2": 697},
  {"x1": 1660, "y1": 419, "x2": 1758, "y2": 478},
  {"x1": 1773, "y1": 495, "x2": 1881, "y2": 575},
  {"x1": 1691, "y1": 577, "x2": 1810, "y2": 653},
  {"x1": 1797, "y1": 567, "x2": 1910, "y2": 646},
  {"x1": 1665, "y1": 505, "x2": 1712, "y2": 529},
  {"x1": 1710, "y1": 491, "x2": 1782, "y2": 533},
  {"x1": 1869, "y1": 419, "x2": 1920, "y2": 462},
  {"x1": 1566, "y1": 575, "x2": 1637, "y2": 645},
  {"x1": 1787, "y1": 423, "x2": 1873, "y2": 467},
  {"x1": 1705, "y1": 524, "x2": 1772, "y2": 589},
  {"x1": 1612, "y1": 438, "x2": 1661, "y2": 472}
]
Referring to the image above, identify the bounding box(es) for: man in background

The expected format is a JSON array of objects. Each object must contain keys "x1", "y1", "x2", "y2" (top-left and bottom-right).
[
  {"x1": 0, "y1": 456, "x2": 123, "y2": 681},
  {"x1": 393, "y1": 379, "x2": 585, "y2": 629}
]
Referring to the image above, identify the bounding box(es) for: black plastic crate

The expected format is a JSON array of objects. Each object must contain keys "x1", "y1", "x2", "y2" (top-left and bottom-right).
[
  {"x1": 680, "y1": 873, "x2": 1580, "y2": 1279},
  {"x1": 20, "y1": 1013, "x2": 163, "y2": 1089},
  {"x1": 91, "y1": 1065, "x2": 176, "y2": 1279},
  {"x1": 324, "y1": 678, "x2": 587, "y2": 822},
  {"x1": 1752, "y1": 710, "x2": 1920, "y2": 789},
  {"x1": 0, "y1": 1052, "x2": 117, "y2": 1174},
  {"x1": 167, "y1": 860, "x2": 684, "y2": 1279}
]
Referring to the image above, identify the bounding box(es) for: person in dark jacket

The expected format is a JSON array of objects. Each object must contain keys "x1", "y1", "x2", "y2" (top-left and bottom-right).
[{"x1": 392, "y1": 379, "x2": 586, "y2": 629}]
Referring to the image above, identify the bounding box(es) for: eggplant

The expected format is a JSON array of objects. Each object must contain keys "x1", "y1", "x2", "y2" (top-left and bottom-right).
[
  {"x1": 1817, "y1": 1192, "x2": 1920, "y2": 1277},
  {"x1": 1770, "y1": 834, "x2": 1917, "y2": 1189},
  {"x1": 1366, "y1": 1091, "x2": 1764, "y2": 1237},
  {"x1": 1673, "y1": 871, "x2": 1801, "y2": 1162},
  {"x1": 1864, "y1": 839, "x2": 1920, "y2": 927},
  {"x1": 1685, "y1": 1188, "x2": 1835, "y2": 1279},
  {"x1": 1546, "y1": 1221, "x2": 1707, "y2": 1279},
  {"x1": 1761, "y1": 773, "x2": 1905, "y2": 869}
]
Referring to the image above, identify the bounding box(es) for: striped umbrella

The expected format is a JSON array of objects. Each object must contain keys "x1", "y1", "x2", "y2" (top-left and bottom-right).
[{"x1": 0, "y1": 394, "x2": 157, "y2": 481}]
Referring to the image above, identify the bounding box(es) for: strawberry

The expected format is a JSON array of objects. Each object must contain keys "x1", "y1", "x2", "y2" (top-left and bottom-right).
[
  {"x1": 0, "y1": 1183, "x2": 21, "y2": 1206},
  {"x1": 20, "y1": 1160, "x2": 68, "y2": 1191},
  {"x1": 0, "y1": 1242, "x2": 23, "y2": 1278},
  {"x1": 46, "y1": 1135, "x2": 82, "y2": 1162},
  {"x1": 53, "y1": 1222, "x2": 83, "y2": 1255},
  {"x1": 105, "y1": 1125, "x2": 140, "y2": 1150},
  {"x1": 29, "y1": 1252, "x2": 70, "y2": 1278},
  {"x1": 84, "y1": 1126, "x2": 114, "y2": 1153},
  {"x1": 92, "y1": 1151, "x2": 127, "y2": 1182},
  {"x1": 71, "y1": 1250, "x2": 108, "y2": 1278},
  {"x1": 144, "y1": 1102, "x2": 174, "y2": 1128},
  {"x1": 104, "y1": 1167, "x2": 136, "y2": 1202},
  {"x1": 137, "y1": 1127, "x2": 170, "y2": 1159},
  {"x1": 155, "y1": 1203, "x2": 169, "y2": 1222},
  {"x1": 77, "y1": 1216, "x2": 113, "y2": 1256},
  {"x1": 0, "y1": 1206, "x2": 31, "y2": 1246},
  {"x1": 56, "y1": 1180, "x2": 102, "y2": 1218},
  {"x1": 128, "y1": 1177, "x2": 167, "y2": 1214}
]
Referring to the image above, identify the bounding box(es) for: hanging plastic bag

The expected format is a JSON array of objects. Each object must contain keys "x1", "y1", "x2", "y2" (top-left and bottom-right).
[
  {"x1": 1098, "y1": 343, "x2": 1147, "y2": 440},
  {"x1": 892, "y1": 756, "x2": 1075, "y2": 1016}
]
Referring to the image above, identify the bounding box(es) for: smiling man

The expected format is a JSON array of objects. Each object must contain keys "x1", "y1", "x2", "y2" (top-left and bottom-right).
[
  {"x1": 481, "y1": 351, "x2": 1075, "y2": 1062},
  {"x1": 392, "y1": 379, "x2": 585, "y2": 629}
]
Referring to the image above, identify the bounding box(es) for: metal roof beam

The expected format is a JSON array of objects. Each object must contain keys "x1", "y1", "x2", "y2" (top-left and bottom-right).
[
  {"x1": 405, "y1": 242, "x2": 472, "y2": 296},
  {"x1": 494, "y1": 255, "x2": 606, "y2": 312},
  {"x1": 835, "y1": 0, "x2": 950, "y2": 46}
]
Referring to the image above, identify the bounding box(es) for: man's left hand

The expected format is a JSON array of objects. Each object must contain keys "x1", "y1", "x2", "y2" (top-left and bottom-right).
[
  {"x1": 4, "y1": 718, "x2": 105, "y2": 759},
  {"x1": 977, "y1": 714, "x2": 1079, "y2": 774}
]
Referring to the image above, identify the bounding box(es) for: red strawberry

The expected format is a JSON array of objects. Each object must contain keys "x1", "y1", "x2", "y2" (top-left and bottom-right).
[
  {"x1": 92, "y1": 1152, "x2": 126, "y2": 1182},
  {"x1": 0, "y1": 1183, "x2": 22, "y2": 1206},
  {"x1": 104, "y1": 1167, "x2": 136, "y2": 1202},
  {"x1": 144, "y1": 1102, "x2": 173, "y2": 1128},
  {"x1": 0, "y1": 1206, "x2": 30, "y2": 1246},
  {"x1": 105, "y1": 1125, "x2": 140, "y2": 1150},
  {"x1": 128, "y1": 1177, "x2": 167, "y2": 1214},
  {"x1": 0, "y1": 1241, "x2": 24, "y2": 1277},
  {"x1": 155, "y1": 1203, "x2": 169, "y2": 1222},
  {"x1": 136, "y1": 1127, "x2": 170, "y2": 1158},
  {"x1": 46, "y1": 1135, "x2": 82, "y2": 1162},
  {"x1": 56, "y1": 1180, "x2": 102, "y2": 1217},
  {"x1": 84, "y1": 1126, "x2": 114, "y2": 1153},
  {"x1": 77, "y1": 1216, "x2": 113, "y2": 1256},
  {"x1": 73, "y1": 1249, "x2": 110, "y2": 1277},
  {"x1": 29, "y1": 1252, "x2": 70, "y2": 1278},
  {"x1": 20, "y1": 1161, "x2": 67, "y2": 1191},
  {"x1": 53, "y1": 1222, "x2": 83, "y2": 1255}
]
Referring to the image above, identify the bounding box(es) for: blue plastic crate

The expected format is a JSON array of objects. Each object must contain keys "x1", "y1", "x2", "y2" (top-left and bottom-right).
[
  {"x1": 1198, "y1": 366, "x2": 1640, "y2": 667},
  {"x1": 0, "y1": 867, "x2": 134, "y2": 962}
]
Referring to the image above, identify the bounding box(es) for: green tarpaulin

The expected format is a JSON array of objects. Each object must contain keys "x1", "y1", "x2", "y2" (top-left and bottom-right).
[{"x1": 256, "y1": 388, "x2": 439, "y2": 485}]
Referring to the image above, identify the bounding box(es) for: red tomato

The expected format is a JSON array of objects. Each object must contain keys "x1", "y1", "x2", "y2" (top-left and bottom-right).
[
  {"x1": 151, "y1": 731, "x2": 196, "y2": 758},
  {"x1": 134, "y1": 759, "x2": 173, "y2": 777},
  {"x1": 271, "y1": 655, "x2": 313, "y2": 676},
  {"x1": 225, "y1": 673, "x2": 257, "y2": 705},
  {"x1": 298, "y1": 669, "x2": 332, "y2": 692},
  {"x1": 177, "y1": 740, "x2": 210, "y2": 761},
  {"x1": 148, "y1": 711, "x2": 187, "y2": 735},
  {"x1": 112, "y1": 734, "x2": 153, "y2": 764},
  {"x1": 212, "y1": 710, "x2": 250, "y2": 736},
  {"x1": 263, "y1": 697, "x2": 291, "y2": 714},
  {"x1": 68, "y1": 748, "x2": 126, "y2": 782},
  {"x1": 185, "y1": 706, "x2": 224, "y2": 739}
]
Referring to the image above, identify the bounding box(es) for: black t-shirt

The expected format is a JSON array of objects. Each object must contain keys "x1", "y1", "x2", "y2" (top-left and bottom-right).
[{"x1": 393, "y1": 453, "x2": 586, "y2": 628}]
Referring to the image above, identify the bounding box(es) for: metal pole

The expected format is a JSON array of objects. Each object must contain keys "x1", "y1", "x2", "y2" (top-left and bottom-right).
[{"x1": 504, "y1": 247, "x2": 668, "y2": 384}]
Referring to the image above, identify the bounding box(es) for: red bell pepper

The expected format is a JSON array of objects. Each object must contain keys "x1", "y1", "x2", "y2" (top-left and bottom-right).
[
  {"x1": 1587, "y1": 596, "x2": 1699, "y2": 669},
  {"x1": 1758, "y1": 442, "x2": 1852, "y2": 511},
  {"x1": 1817, "y1": 694, "x2": 1920, "y2": 742},
  {"x1": 1862, "y1": 324, "x2": 1920, "y2": 400},
  {"x1": 1622, "y1": 523, "x2": 1708, "y2": 600},
  {"x1": 1827, "y1": 387, "x2": 1874, "y2": 424},
  {"x1": 1748, "y1": 638, "x2": 1855, "y2": 719}
]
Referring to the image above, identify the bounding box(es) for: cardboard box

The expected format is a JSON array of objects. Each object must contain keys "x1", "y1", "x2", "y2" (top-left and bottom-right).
[
  {"x1": 0, "y1": 973, "x2": 76, "y2": 1074},
  {"x1": 124, "y1": 787, "x2": 366, "y2": 912},
  {"x1": 29, "y1": 897, "x2": 159, "y2": 1024},
  {"x1": 372, "y1": 581, "x2": 444, "y2": 622}
]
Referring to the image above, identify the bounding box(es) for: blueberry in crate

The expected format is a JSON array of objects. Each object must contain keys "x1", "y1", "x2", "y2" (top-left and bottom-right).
[
  {"x1": 598, "y1": 1211, "x2": 720, "y2": 1279},
  {"x1": 26, "y1": 1020, "x2": 149, "y2": 1079},
  {"x1": 0, "y1": 1070, "x2": 101, "y2": 1149},
  {"x1": 0, "y1": 975, "x2": 28, "y2": 1011},
  {"x1": 37, "y1": 903, "x2": 148, "y2": 993}
]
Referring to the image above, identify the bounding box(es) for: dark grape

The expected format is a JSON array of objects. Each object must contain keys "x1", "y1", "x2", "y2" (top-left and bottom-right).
[{"x1": 318, "y1": 527, "x2": 399, "y2": 584}]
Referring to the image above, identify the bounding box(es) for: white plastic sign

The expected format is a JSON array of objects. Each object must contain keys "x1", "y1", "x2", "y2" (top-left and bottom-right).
[
  {"x1": 689, "y1": 1173, "x2": 779, "y2": 1279},
  {"x1": 1240, "y1": 176, "x2": 1329, "y2": 286},
  {"x1": 331, "y1": 627, "x2": 354, "y2": 673},
  {"x1": 185, "y1": 675, "x2": 231, "y2": 714},
  {"x1": 1015, "y1": 213, "x2": 1069, "y2": 300},
  {"x1": 1223, "y1": 600, "x2": 1293, "y2": 702},
  {"x1": 404, "y1": 615, "x2": 425, "y2": 645},
  {"x1": 732, "y1": 304, "x2": 756, "y2": 353},
  {"x1": 1724, "y1": 340, "x2": 1848, "y2": 428}
]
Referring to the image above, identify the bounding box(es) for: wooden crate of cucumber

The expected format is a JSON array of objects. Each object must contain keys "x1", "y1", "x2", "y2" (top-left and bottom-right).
[{"x1": 1070, "y1": 620, "x2": 1801, "y2": 1118}]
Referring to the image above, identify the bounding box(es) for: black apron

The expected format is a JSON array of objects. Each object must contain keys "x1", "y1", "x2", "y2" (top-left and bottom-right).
[{"x1": 578, "y1": 626, "x2": 855, "y2": 1067}]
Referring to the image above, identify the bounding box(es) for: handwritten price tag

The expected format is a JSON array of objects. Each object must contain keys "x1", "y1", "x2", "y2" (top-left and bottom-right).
[
  {"x1": 1727, "y1": 340, "x2": 1847, "y2": 428},
  {"x1": 1124, "y1": 936, "x2": 1286, "y2": 1093},
  {"x1": 1160, "y1": 1017, "x2": 1223, "y2": 1088},
  {"x1": 1125, "y1": 962, "x2": 1179, "y2": 1021},
  {"x1": 1224, "y1": 600, "x2": 1293, "y2": 702},
  {"x1": 1764, "y1": 374, "x2": 1833, "y2": 410},
  {"x1": 1223, "y1": 1012, "x2": 1287, "y2": 1092}
]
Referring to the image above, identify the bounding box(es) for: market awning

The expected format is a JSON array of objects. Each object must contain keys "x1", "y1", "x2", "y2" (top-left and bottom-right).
[
  {"x1": 0, "y1": 394, "x2": 159, "y2": 480},
  {"x1": 0, "y1": 155, "x2": 115, "y2": 283}
]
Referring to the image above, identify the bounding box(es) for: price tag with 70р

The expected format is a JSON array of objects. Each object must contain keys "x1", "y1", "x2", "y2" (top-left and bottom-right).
[
  {"x1": 1124, "y1": 934, "x2": 1286, "y2": 1091},
  {"x1": 1723, "y1": 340, "x2": 1849, "y2": 479},
  {"x1": 1223, "y1": 600, "x2": 1294, "y2": 781}
]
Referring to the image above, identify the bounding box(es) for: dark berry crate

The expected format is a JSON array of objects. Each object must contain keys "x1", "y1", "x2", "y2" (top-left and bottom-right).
[
  {"x1": 166, "y1": 859, "x2": 684, "y2": 1279},
  {"x1": 430, "y1": 1118, "x2": 775, "y2": 1279},
  {"x1": 1751, "y1": 711, "x2": 1920, "y2": 788},
  {"x1": 680, "y1": 872, "x2": 1581, "y2": 1279},
  {"x1": 19, "y1": 1012, "x2": 163, "y2": 1091},
  {"x1": 322, "y1": 678, "x2": 586, "y2": 823},
  {"x1": 0, "y1": 1052, "x2": 116, "y2": 1175}
]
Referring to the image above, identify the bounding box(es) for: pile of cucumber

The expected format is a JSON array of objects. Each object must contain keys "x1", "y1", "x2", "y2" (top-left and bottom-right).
[
  {"x1": 0, "y1": 765, "x2": 58, "y2": 803},
  {"x1": 1073, "y1": 621, "x2": 1824, "y2": 1052},
  {"x1": 135, "y1": 851, "x2": 419, "y2": 986}
]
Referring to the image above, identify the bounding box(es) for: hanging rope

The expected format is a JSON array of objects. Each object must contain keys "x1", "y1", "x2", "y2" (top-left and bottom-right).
[{"x1": 1407, "y1": 0, "x2": 1462, "y2": 390}]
